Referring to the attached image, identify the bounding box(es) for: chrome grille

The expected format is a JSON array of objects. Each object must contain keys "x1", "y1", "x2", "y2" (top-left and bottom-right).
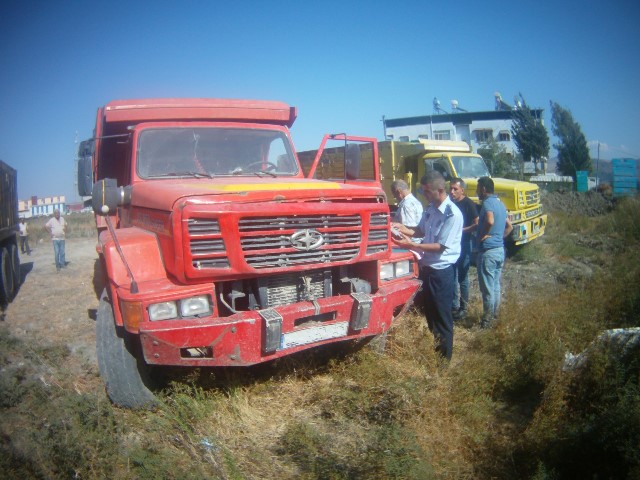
[
  {"x1": 239, "y1": 214, "x2": 361, "y2": 231},
  {"x1": 239, "y1": 214, "x2": 362, "y2": 269},
  {"x1": 241, "y1": 231, "x2": 361, "y2": 251},
  {"x1": 245, "y1": 247, "x2": 359, "y2": 269},
  {"x1": 186, "y1": 211, "x2": 389, "y2": 271}
]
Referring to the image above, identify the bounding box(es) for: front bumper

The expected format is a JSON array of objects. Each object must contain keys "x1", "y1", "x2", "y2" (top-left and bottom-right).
[
  {"x1": 138, "y1": 277, "x2": 421, "y2": 366},
  {"x1": 511, "y1": 214, "x2": 547, "y2": 245}
]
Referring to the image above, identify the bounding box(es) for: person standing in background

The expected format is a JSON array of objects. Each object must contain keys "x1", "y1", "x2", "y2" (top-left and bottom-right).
[
  {"x1": 476, "y1": 177, "x2": 513, "y2": 328},
  {"x1": 45, "y1": 209, "x2": 67, "y2": 272},
  {"x1": 449, "y1": 178, "x2": 478, "y2": 320},
  {"x1": 19, "y1": 218, "x2": 31, "y2": 255}
]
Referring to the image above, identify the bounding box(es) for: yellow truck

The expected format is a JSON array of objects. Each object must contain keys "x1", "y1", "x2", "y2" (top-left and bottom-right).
[{"x1": 377, "y1": 139, "x2": 547, "y2": 245}]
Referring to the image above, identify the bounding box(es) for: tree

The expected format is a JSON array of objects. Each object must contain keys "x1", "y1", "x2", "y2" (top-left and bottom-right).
[
  {"x1": 511, "y1": 94, "x2": 549, "y2": 173},
  {"x1": 550, "y1": 101, "x2": 592, "y2": 178},
  {"x1": 478, "y1": 136, "x2": 518, "y2": 178}
]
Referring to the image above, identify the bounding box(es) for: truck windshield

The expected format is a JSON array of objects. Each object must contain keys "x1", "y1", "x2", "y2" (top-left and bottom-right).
[
  {"x1": 136, "y1": 127, "x2": 299, "y2": 178},
  {"x1": 450, "y1": 155, "x2": 491, "y2": 178}
]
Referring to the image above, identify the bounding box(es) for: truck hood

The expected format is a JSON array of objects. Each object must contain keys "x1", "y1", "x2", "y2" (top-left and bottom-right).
[
  {"x1": 131, "y1": 178, "x2": 384, "y2": 211},
  {"x1": 463, "y1": 176, "x2": 537, "y2": 190}
]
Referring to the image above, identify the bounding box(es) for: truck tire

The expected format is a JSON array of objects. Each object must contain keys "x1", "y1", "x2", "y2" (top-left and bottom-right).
[
  {"x1": 8, "y1": 244, "x2": 20, "y2": 294},
  {"x1": 0, "y1": 247, "x2": 14, "y2": 305},
  {"x1": 96, "y1": 289, "x2": 158, "y2": 409}
]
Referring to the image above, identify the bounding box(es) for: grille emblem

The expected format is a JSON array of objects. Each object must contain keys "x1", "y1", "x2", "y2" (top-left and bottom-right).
[{"x1": 290, "y1": 229, "x2": 324, "y2": 251}]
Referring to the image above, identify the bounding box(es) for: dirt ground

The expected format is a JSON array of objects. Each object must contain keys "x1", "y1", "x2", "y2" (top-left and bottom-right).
[{"x1": 1, "y1": 237, "x2": 103, "y2": 393}]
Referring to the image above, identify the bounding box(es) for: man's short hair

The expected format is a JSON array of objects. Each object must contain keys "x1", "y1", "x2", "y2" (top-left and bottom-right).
[
  {"x1": 420, "y1": 170, "x2": 445, "y2": 190},
  {"x1": 391, "y1": 179, "x2": 409, "y2": 193},
  {"x1": 477, "y1": 176, "x2": 495, "y2": 193},
  {"x1": 451, "y1": 177, "x2": 466, "y2": 189}
]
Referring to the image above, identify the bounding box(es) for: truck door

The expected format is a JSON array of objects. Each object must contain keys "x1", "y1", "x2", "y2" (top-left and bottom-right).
[{"x1": 306, "y1": 134, "x2": 380, "y2": 185}]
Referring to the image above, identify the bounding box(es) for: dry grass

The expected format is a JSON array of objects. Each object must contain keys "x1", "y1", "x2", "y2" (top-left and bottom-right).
[{"x1": 2, "y1": 193, "x2": 640, "y2": 479}]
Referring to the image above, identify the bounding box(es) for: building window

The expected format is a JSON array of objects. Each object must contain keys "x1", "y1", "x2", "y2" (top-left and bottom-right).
[
  {"x1": 498, "y1": 131, "x2": 511, "y2": 142},
  {"x1": 399, "y1": 136, "x2": 410, "y2": 142},
  {"x1": 434, "y1": 130, "x2": 450, "y2": 140},
  {"x1": 418, "y1": 134, "x2": 429, "y2": 140},
  {"x1": 474, "y1": 129, "x2": 493, "y2": 143}
]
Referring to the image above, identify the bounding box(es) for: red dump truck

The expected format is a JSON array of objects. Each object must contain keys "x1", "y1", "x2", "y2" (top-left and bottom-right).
[
  {"x1": 78, "y1": 98, "x2": 421, "y2": 408},
  {"x1": 0, "y1": 160, "x2": 20, "y2": 307}
]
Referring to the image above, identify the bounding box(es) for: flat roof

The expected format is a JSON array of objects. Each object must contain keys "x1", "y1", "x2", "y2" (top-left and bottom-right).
[{"x1": 384, "y1": 109, "x2": 543, "y2": 127}]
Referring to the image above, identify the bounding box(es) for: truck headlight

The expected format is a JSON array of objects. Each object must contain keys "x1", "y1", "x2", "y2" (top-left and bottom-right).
[
  {"x1": 149, "y1": 301, "x2": 178, "y2": 321},
  {"x1": 180, "y1": 295, "x2": 210, "y2": 317},
  {"x1": 148, "y1": 295, "x2": 212, "y2": 321},
  {"x1": 380, "y1": 260, "x2": 411, "y2": 280},
  {"x1": 395, "y1": 260, "x2": 411, "y2": 277}
]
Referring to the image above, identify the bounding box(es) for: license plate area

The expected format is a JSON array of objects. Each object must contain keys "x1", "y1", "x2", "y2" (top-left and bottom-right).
[{"x1": 281, "y1": 321, "x2": 349, "y2": 350}]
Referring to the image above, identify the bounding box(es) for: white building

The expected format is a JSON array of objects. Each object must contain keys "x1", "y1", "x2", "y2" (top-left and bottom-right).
[
  {"x1": 382, "y1": 95, "x2": 544, "y2": 157},
  {"x1": 19, "y1": 195, "x2": 67, "y2": 218}
]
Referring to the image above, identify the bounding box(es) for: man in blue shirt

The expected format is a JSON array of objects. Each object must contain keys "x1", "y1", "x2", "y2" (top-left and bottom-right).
[
  {"x1": 392, "y1": 171, "x2": 463, "y2": 361},
  {"x1": 476, "y1": 177, "x2": 513, "y2": 328}
]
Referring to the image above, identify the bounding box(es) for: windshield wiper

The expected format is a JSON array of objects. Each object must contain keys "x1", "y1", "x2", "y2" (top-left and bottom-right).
[
  {"x1": 152, "y1": 171, "x2": 213, "y2": 179},
  {"x1": 229, "y1": 167, "x2": 276, "y2": 177},
  {"x1": 253, "y1": 170, "x2": 277, "y2": 177}
]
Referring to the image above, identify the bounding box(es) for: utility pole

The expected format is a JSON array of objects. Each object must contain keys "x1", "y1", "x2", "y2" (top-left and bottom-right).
[{"x1": 74, "y1": 131, "x2": 79, "y2": 204}]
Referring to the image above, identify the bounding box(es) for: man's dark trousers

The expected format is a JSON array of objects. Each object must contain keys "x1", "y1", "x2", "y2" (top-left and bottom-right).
[{"x1": 420, "y1": 264, "x2": 455, "y2": 361}]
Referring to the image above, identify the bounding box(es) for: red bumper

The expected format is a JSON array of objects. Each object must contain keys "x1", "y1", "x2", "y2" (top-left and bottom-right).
[{"x1": 139, "y1": 277, "x2": 420, "y2": 366}]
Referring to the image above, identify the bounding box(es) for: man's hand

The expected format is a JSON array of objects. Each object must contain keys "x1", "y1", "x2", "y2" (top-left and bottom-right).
[
  {"x1": 391, "y1": 222, "x2": 414, "y2": 237},
  {"x1": 392, "y1": 236, "x2": 413, "y2": 248}
]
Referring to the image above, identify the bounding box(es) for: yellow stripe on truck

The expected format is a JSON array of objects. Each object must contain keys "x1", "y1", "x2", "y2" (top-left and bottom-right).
[{"x1": 180, "y1": 182, "x2": 341, "y2": 192}]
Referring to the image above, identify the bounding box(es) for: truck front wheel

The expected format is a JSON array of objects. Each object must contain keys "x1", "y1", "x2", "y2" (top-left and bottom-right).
[{"x1": 96, "y1": 289, "x2": 158, "y2": 409}]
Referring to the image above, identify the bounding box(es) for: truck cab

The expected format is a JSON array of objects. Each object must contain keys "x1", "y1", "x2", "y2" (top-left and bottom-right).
[{"x1": 79, "y1": 99, "x2": 421, "y2": 408}]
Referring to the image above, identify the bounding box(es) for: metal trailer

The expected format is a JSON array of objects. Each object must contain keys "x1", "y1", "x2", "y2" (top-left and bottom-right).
[{"x1": 0, "y1": 160, "x2": 20, "y2": 305}]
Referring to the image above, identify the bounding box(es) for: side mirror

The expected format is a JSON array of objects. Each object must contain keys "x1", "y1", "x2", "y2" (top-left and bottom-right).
[
  {"x1": 77, "y1": 139, "x2": 94, "y2": 197},
  {"x1": 77, "y1": 156, "x2": 93, "y2": 197},
  {"x1": 92, "y1": 178, "x2": 131, "y2": 215}
]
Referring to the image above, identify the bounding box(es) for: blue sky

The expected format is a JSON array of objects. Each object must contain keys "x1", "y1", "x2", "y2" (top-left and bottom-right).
[{"x1": 1, "y1": 0, "x2": 639, "y2": 203}]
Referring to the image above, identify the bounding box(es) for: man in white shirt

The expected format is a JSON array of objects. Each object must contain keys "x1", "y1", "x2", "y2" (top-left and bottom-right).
[
  {"x1": 390, "y1": 179, "x2": 423, "y2": 229},
  {"x1": 391, "y1": 171, "x2": 463, "y2": 361},
  {"x1": 45, "y1": 209, "x2": 67, "y2": 272},
  {"x1": 19, "y1": 218, "x2": 31, "y2": 255}
]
